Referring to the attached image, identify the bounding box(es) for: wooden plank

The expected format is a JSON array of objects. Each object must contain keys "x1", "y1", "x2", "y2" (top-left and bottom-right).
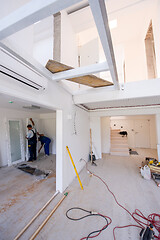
[
  {"x1": 46, "y1": 59, "x2": 73, "y2": 72},
  {"x1": 46, "y1": 60, "x2": 113, "y2": 88}
]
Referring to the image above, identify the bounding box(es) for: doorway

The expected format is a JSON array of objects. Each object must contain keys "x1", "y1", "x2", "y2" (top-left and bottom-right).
[{"x1": 7, "y1": 119, "x2": 25, "y2": 166}]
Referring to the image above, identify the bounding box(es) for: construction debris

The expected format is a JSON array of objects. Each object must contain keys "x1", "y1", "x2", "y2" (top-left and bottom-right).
[
  {"x1": 141, "y1": 157, "x2": 160, "y2": 187},
  {"x1": 152, "y1": 173, "x2": 160, "y2": 187}
]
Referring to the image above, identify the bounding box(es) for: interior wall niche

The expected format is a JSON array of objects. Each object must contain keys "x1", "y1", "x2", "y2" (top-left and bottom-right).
[{"x1": 145, "y1": 21, "x2": 157, "y2": 79}]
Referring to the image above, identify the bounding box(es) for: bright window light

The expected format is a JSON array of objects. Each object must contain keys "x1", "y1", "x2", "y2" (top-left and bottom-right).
[
  {"x1": 34, "y1": 20, "x2": 41, "y2": 25},
  {"x1": 109, "y1": 19, "x2": 117, "y2": 29}
]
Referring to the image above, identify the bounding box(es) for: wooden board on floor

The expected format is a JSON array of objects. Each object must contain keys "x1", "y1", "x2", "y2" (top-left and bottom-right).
[{"x1": 46, "y1": 60, "x2": 113, "y2": 88}]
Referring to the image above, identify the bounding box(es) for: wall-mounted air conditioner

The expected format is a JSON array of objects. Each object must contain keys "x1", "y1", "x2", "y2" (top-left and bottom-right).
[{"x1": 0, "y1": 46, "x2": 47, "y2": 91}]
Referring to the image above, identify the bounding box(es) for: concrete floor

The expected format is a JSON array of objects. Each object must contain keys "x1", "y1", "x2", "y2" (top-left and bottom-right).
[
  {"x1": 1, "y1": 149, "x2": 160, "y2": 240},
  {"x1": 0, "y1": 154, "x2": 56, "y2": 240}
]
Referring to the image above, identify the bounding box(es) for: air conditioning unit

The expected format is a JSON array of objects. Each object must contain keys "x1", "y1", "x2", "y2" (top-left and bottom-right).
[{"x1": 0, "y1": 46, "x2": 48, "y2": 91}]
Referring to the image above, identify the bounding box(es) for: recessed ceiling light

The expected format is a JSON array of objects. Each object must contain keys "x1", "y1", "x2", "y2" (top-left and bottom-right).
[
  {"x1": 9, "y1": 101, "x2": 13, "y2": 103},
  {"x1": 109, "y1": 19, "x2": 117, "y2": 29}
]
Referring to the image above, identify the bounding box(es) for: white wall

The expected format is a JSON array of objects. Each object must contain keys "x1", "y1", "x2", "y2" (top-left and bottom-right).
[
  {"x1": 90, "y1": 116, "x2": 102, "y2": 159},
  {"x1": 63, "y1": 106, "x2": 90, "y2": 190},
  {"x1": 33, "y1": 37, "x2": 53, "y2": 66},
  {"x1": 101, "y1": 117, "x2": 110, "y2": 153},
  {"x1": 124, "y1": 38, "x2": 147, "y2": 82},
  {"x1": 39, "y1": 113, "x2": 56, "y2": 154}
]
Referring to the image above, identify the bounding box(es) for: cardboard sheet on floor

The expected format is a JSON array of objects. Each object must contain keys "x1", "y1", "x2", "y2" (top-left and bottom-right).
[
  {"x1": 46, "y1": 60, "x2": 113, "y2": 88},
  {"x1": 17, "y1": 163, "x2": 49, "y2": 178}
]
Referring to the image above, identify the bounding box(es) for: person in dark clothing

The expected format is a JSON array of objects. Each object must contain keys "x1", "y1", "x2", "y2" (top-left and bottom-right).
[
  {"x1": 38, "y1": 134, "x2": 51, "y2": 156},
  {"x1": 26, "y1": 118, "x2": 37, "y2": 161}
]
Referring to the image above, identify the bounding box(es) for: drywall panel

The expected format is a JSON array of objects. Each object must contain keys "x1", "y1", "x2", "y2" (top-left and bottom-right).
[{"x1": 101, "y1": 117, "x2": 110, "y2": 153}]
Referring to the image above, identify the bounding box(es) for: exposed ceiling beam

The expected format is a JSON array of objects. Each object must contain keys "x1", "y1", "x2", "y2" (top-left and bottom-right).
[
  {"x1": 88, "y1": 0, "x2": 120, "y2": 90},
  {"x1": 0, "y1": 0, "x2": 82, "y2": 40},
  {"x1": 51, "y1": 62, "x2": 109, "y2": 81}
]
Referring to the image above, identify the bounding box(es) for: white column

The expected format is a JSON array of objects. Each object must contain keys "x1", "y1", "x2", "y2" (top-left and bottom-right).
[
  {"x1": 90, "y1": 116, "x2": 102, "y2": 159},
  {"x1": 156, "y1": 113, "x2": 160, "y2": 162},
  {"x1": 101, "y1": 117, "x2": 110, "y2": 153},
  {"x1": 56, "y1": 110, "x2": 63, "y2": 192}
]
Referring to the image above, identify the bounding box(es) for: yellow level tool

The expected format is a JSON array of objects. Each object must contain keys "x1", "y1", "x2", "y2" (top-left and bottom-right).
[{"x1": 66, "y1": 146, "x2": 83, "y2": 190}]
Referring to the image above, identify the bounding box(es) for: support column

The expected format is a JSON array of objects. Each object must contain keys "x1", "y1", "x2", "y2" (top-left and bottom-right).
[
  {"x1": 156, "y1": 113, "x2": 160, "y2": 162},
  {"x1": 90, "y1": 116, "x2": 102, "y2": 159},
  {"x1": 56, "y1": 110, "x2": 63, "y2": 192}
]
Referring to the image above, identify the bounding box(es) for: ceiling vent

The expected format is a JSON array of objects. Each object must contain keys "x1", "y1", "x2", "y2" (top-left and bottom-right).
[{"x1": 23, "y1": 105, "x2": 41, "y2": 110}]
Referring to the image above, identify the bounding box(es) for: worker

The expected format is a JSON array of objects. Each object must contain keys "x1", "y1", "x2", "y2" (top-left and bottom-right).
[
  {"x1": 38, "y1": 133, "x2": 51, "y2": 156},
  {"x1": 26, "y1": 118, "x2": 37, "y2": 162}
]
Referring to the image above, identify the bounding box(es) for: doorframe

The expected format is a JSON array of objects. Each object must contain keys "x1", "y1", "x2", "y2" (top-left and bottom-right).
[{"x1": 6, "y1": 118, "x2": 25, "y2": 166}]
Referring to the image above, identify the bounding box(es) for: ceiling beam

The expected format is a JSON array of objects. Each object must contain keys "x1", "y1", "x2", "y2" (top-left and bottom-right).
[
  {"x1": 51, "y1": 62, "x2": 109, "y2": 81},
  {"x1": 88, "y1": 0, "x2": 120, "y2": 90},
  {"x1": 0, "y1": 0, "x2": 82, "y2": 40}
]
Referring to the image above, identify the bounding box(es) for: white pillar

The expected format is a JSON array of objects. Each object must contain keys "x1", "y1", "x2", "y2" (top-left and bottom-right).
[
  {"x1": 56, "y1": 110, "x2": 63, "y2": 192},
  {"x1": 156, "y1": 113, "x2": 160, "y2": 162},
  {"x1": 90, "y1": 116, "x2": 102, "y2": 159},
  {"x1": 101, "y1": 117, "x2": 110, "y2": 153}
]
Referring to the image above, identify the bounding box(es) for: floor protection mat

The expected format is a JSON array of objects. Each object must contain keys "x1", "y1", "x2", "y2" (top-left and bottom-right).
[
  {"x1": 17, "y1": 163, "x2": 50, "y2": 178},
  {"x1": 129, "y1": 149, "x2": 139, "y2": 155}
]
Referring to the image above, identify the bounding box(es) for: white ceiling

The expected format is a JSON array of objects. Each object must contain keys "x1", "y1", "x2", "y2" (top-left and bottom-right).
[
  {"x1": 81, "y1": 95, "x2": 160, "y2": 110},
  {"x1": 0, "y1": 93, "x2": 55, "y2": 113}
]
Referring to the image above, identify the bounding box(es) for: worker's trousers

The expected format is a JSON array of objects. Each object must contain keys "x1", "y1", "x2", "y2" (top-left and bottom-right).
[
  {"x1": 44, "y1": 139, "x2": 51, "y2": 155},
  {"x1": 28, "y1": 143, "x2": 37, "y2": 161}
]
